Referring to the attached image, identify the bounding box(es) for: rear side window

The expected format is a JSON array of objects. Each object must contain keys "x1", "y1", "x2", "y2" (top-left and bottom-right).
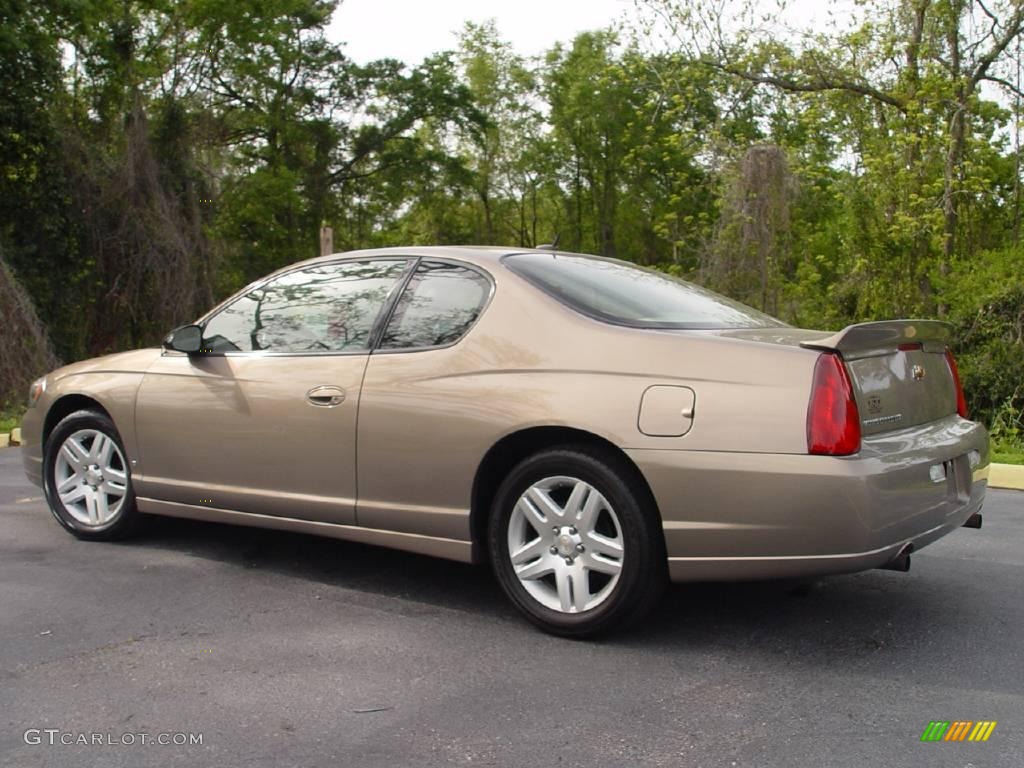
[
  {"x1": 503, "y1": 252, "x2": 784, "y2": 329},
  {"x1": 379, "y1": 261, "x2": 491, "y2": 349}
]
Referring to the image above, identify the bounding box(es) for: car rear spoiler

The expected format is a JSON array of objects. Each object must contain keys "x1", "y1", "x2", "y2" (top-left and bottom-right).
[{"x1": 799, "y1": 320, "x2": 952, "y2": 356}]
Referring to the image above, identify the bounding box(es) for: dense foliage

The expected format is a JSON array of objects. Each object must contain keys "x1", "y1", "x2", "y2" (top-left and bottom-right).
[{"x1": 0, "y1": 0, "x2": 1021, "y2": 453}]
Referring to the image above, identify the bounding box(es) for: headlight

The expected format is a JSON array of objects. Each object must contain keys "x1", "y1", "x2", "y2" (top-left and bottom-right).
[{"x1": 28, "y1": 377, "x2": 46, "y2": 407}]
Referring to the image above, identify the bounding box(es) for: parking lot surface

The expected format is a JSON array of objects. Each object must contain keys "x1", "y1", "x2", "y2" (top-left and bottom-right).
[{"x1": 1, "y1": 448, "x2": 1022, "y2": 767}]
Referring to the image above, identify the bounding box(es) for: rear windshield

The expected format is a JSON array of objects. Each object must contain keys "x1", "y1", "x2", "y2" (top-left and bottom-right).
[{"x1": 503, "y1": 252, "x2": 784, "y2": 329}]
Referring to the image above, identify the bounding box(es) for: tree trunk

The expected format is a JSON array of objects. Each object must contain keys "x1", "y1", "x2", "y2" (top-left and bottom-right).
[{"x1": 941, "y1": 0, "x2": 967, "y2": 316}]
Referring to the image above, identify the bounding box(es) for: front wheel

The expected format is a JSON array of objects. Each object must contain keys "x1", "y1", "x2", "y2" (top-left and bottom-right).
[
  {"x1": 43, "y1": 409, "x2": 142, "y2": 540},
  {"x1": 488, "y1": 446, "x2": 666, "y2": 637}
]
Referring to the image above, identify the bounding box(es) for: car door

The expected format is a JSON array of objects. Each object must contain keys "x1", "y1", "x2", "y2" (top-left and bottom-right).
[
  {"x1": 357, "y1": 259, "x2": 495, "y2": 538},
  {"x1": 132, "y1": 257, "x2": 413, "y2": 524}
]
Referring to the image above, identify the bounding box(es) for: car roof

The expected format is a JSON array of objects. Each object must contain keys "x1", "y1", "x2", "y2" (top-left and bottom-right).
[
  {"x1": 294, "y1": 245, "x2": 565, "y2": 272},
  {"x1": 198, "y1": 246, "x2": 580, "y2": 324}
]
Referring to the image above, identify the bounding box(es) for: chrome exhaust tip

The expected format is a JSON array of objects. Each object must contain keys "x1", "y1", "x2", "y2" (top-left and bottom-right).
[
  {"x1": 878, "y1": 544, "x2": 913, "y2": 572},
  {"x1": 962, "y1": 512, "x2": 983, "y2": 529}
]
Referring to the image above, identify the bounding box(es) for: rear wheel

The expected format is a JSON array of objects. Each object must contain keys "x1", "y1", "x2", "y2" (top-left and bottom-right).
[
  {"x1": 488, "y1": 446, "x2": 666, "y2": 637},
  {"x1": 43, "y1": 409, "x2": 141, "y2": 540}
]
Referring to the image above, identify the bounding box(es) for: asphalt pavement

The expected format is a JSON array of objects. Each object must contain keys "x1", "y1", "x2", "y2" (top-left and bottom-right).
[{"x1": 1, "y1": 447, "x2": 1022, "y2": 767}]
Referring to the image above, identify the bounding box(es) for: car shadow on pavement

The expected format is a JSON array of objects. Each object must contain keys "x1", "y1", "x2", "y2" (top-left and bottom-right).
[
  {"x1": 137, "y1": 514, "x2": 513, "y2": 619},
  {"x1": 132, "y1": 515, "x2": 985, "y2": 666},
  {"x1": 636, "y1": 565, "x2": 1006, "y2": 691}
]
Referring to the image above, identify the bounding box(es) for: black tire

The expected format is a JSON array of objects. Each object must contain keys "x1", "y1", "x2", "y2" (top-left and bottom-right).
[
  {"x1": 488, "y1": 444, "x2": 666, "y2": 637},
  {"x1": 42, "y1": 409, "x2": 142, "y2": 541}
]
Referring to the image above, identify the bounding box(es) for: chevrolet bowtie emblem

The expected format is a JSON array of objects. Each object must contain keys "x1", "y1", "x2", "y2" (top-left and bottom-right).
[{"x1": 912, "y1": 364, "x2": 926, "y2": 381}]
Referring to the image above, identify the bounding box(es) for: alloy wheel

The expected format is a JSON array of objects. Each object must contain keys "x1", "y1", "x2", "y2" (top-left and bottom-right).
[
  {"x1": 506, "y1": 475, "x2": 625, "y2": 613},
  {"x1": 53, "y1": 428, "x2": 129, "y2": 527}
]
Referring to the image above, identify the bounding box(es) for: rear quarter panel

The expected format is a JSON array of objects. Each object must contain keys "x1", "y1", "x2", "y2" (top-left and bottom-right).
[{"x1": 356, "y1": 266, "x2": 820, "y2": 539}]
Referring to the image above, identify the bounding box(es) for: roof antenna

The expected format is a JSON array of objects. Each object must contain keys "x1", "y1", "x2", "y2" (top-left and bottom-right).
[{"x1": 536, "y1": 233, "x2": 560, "y2": 251}]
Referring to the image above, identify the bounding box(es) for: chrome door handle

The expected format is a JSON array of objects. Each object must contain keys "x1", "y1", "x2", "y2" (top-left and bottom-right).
[{"x1": 306, "y1": 385, "x2": 346, "y2": 407}]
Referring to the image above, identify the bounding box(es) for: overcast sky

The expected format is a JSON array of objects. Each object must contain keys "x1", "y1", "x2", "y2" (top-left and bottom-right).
[
  {"x1": 326, "y1": 0, "x2": 847, "y2": 64},
  {"x1": 327, "y1": 0, "x2": 631, "y2": 63}
]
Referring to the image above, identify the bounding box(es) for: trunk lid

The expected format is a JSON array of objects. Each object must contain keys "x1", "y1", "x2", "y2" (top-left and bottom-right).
[
  {"x1": 714, "y1": 320, "x2": 960, "y2": 436},
  {"x1": 798, "y1": 320, "x2": 959, "y2": 435}
]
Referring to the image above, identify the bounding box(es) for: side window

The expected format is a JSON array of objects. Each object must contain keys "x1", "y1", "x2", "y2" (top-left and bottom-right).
[
  {"x1": 379, "y1": 261, "x2": 491, "y2": 349},
  {"x1": 202, "y1": 259, "x2": 409, "y2": 353}
]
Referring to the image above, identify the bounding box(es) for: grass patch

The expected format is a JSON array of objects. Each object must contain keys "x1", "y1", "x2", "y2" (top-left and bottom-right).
[
  {"x1": 0, "y1": 406, "x2": 23, "y2": 434},
  {"x1": 992, "y1": 450, "x2": 1024, "y2": 466}
]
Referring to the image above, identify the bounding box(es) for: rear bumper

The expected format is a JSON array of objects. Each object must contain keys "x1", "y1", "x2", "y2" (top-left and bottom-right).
[{"x1": 627, "y1": 415, "x2": 989, "y2": 582}]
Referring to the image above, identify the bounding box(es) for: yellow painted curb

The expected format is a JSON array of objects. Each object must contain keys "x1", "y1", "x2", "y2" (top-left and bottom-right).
[
  {"x1": 9, "y1": 427, "x2": 21, "y2": 446},
  {"x1": 990, "y1": 463, "x2": 1024, "y2": 491},
  {"x1": 0, "y1": 433, "x2": 8, "y2": 449}
]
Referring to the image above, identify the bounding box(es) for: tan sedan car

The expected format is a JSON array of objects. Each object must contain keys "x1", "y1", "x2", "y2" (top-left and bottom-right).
[{"x1": 21, "y1": 247, "x2": 988, "y2": 635}]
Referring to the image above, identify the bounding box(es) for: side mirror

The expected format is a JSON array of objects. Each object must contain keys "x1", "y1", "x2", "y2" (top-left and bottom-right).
[{"x1": 163, "y1": 324, "x2": 203, "y2": 354}]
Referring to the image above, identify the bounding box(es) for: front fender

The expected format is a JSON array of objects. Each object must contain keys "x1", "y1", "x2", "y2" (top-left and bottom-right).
[{"x1": 23, "y1": 349, "x2": 162, "y2": 485}]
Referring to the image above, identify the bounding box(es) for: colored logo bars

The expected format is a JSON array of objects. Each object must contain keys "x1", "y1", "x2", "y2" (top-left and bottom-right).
[{"x1": 920, "y1": 721, "x2": 997, "y2": 742}]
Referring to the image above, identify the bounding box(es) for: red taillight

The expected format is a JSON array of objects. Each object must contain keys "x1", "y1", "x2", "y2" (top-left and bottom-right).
[
  {"x1": 807, "y1": 353, "x2": 861, "y2": 455},
  {"x1": 945, "y1": 349, "x2": 968, "y2": 418}
]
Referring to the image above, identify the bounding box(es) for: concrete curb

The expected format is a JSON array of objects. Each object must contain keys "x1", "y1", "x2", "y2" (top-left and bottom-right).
[{"x1": 990, "y1": 463, "x2": 1024, "y2": 491}]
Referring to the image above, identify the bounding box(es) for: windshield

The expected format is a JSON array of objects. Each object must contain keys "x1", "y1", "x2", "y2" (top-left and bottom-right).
[{"x1": 503, "y1": 252, "x2": 785, "y2": 329}]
